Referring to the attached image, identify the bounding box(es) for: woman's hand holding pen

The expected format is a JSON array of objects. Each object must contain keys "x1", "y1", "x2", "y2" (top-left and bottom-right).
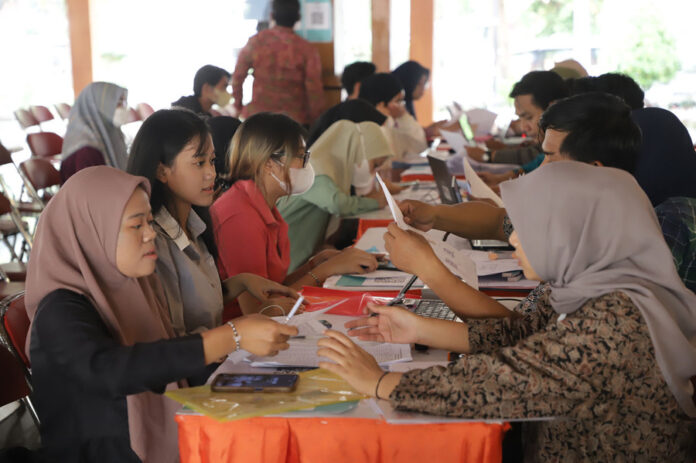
[
  {"x1": 383, "y1": 223, "x2": 439, "y2": 276},
  {"x1": 345, "y1": 303, "x2": 422, "y2": 345}
]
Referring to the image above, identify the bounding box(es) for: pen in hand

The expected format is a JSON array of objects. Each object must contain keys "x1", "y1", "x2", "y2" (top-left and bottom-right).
[{"x1": 285, "y1": 295, "x2": 305, "y2": 323}]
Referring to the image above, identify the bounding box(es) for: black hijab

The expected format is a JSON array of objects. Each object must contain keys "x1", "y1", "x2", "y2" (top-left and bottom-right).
[
  {"x1": 631, "y1": 107, "x2": 696, "y2": 206},
  {"x1": 392, "y1": 61, "x2": 430, "y2": 119},
  {"x1": 307, "y1": 99, "x2": 386, "y2": 147}
]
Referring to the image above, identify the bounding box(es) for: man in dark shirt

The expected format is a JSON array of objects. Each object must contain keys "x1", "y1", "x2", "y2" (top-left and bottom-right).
[
  {"x1": 341, "y1": 61, "x2": 376, "y2": 100},
  {"x1": 172, "y1": 65, "x2": 231, "y2": 117}
]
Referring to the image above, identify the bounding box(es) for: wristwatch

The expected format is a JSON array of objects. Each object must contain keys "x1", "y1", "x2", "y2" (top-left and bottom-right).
[{"x1": 481, "y1": 151, "x2": 492, "y2": 163}]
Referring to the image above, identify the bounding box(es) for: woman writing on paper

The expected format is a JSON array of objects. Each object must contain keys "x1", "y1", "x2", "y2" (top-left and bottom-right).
[
  {"x1": 316, "y1": 162, "x2": 696, "y2": 461},
  {"x1": 26, "y1": 167, "x2": 298, "y2": 462},
  {"x1": 211, "y1": 113, "x2": 380, "y2": 317}
]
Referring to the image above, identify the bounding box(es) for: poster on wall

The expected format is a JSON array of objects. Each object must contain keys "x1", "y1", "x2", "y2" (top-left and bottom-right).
[
  {"x1": 296, "y1": 0, "x2": 333, "y2": 42},
  {"x1": 244, "y1": 0, "x2": 332, "y2": 42}
]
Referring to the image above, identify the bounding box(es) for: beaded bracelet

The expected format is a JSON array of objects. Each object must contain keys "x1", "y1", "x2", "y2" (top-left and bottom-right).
[
  {"x1": 375, "y1": 371, "x2": 389, "y2": 399},
  {"x1": 226, "y1": 320, "x2": 242, "y2": 352}
]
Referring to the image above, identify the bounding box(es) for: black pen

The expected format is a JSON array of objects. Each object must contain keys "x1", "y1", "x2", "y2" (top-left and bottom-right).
[{"x1": 370, "y1": 274, "x2": 419, "y2": 316}]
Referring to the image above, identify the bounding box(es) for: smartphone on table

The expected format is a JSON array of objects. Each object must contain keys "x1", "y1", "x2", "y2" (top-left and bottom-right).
[{"x1": 211, "y1": 373, "x2": 299, "y2": 393}]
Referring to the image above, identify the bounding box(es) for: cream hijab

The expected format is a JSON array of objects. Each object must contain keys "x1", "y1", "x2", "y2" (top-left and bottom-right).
[
  {"x1": 501, "y1": 161, "x2": 696, "y2": 417},
  {"x1": 309, "y1": 120, "x2": 393, "y2": 194},
  {"x1": 25, "y1": 166, "x2": 181, "y2": 462}
]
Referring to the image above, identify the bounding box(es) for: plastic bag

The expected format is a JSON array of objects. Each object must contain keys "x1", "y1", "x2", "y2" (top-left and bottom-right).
[{"x1": 166, "y1": 369, "x2": 366, "y2": 422}]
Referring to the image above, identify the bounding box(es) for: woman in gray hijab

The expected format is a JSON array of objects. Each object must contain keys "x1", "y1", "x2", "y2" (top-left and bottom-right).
[
  {"x1": 314, "y1": 161, "x2": 696, "y2": 461},
  {"x1": 60, "y1": 82, "x2": 129, "y2": 183}
]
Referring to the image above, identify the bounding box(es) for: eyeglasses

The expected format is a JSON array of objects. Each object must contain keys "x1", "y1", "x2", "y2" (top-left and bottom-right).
[{"x1": 271, "y1": 150, "x2": 311, "y2": 168}]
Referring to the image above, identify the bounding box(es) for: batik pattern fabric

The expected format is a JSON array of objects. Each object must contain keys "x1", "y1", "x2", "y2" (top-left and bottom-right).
[
  {"x1": 391, "y1": 289, "x2": 696, "y2": 461},
  {"x1": 232, "y1": 27, "x2": 324, "y2": 125}
]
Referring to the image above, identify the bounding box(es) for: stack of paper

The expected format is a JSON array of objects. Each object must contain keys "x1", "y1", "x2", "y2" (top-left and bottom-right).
[{"x1": 324, "y1": 270, "x2": 425, "y2": 291}]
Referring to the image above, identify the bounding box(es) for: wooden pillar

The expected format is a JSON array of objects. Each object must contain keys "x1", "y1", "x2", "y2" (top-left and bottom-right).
[
  {"x1": 315, "y1": 42, "x2": 342, "y2": 109},
  {"x1": 371, "y1": 0, "x2": 390, "y2": 72},
  {"x1": 410, "y1": 0, "x2": 434, "y2": 125},
  {"x1": 66, "y1": 0, "x2": 93, "y2": 98}
]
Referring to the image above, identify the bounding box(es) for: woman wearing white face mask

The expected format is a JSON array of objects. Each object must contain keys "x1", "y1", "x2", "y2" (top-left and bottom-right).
[
  {"x1": 172, "y1": 64, "x2": 233, "y2": 118},
  {"x1": 211, "y1": 113, "x2": 380, "y2": 317},
  {"x1": 60, "y1": 81, "x2": 130, "y2": 183},
  {"x1": 277, "y1": 120, "x2": 393, "y2": 271}
]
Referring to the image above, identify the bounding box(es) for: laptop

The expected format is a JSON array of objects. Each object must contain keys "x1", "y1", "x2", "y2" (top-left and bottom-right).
[
  {"x1": 386, "y1": 275, "x2": 461, "y2": 323},
  {"x1": 427, "y1": 155, "x2": 462, "y2": 205},
  {"x1": 427, "y1": 155, "x2": 514, "y2": 251}
]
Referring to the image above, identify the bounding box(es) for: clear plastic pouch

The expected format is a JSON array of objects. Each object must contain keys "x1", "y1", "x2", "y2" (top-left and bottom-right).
[{"x1": 166, "y1": 368, "x2": 366, "y2": 421}]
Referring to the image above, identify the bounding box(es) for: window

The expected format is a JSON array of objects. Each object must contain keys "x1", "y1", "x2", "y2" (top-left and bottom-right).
[
  {"x1": 333, "y1": 0, "x2": 372, "y2": 76},
  {"x1": 0, "y1": 0, "x2": 72, "y2": 112},
  {"x1": 90, "y1": 0, "x2": 258, "y2": 110},
  {"x1": 432, "y1": 0, "x2": 696, "y2": 138}
]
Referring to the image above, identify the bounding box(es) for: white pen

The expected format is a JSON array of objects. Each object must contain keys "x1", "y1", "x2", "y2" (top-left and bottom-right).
[{"x1": 285, "y1": 295, "x2": 305, "y2": 322}]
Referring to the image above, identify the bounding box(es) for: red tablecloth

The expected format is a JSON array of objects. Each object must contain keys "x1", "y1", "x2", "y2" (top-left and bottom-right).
[{"x1": 176, "y1": 414, "x2": 509, "y2": 463}]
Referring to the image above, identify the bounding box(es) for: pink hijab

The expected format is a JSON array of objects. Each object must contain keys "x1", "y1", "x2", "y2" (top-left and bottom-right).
[{"x1": 26, "y1": 166, "x2": 181, "y2": 462}]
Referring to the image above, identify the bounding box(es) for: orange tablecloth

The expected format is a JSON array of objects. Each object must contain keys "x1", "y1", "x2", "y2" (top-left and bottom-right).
[{"x1": 176, "y1": 414, "x2": 508, "y2": 463}]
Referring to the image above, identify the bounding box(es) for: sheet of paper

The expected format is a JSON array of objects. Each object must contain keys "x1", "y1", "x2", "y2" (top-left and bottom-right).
[
  {"x1": 355, "y1": 228, "x2": 471, "y2": 255},
  {"x1": 439, "y1": 128, "x2": 467, "y2": 155},
  {"x1": 474, "y1": 258, "x2": 522, "y2": 276},
  {"x1": 460, "y1": 156, "x2": 504, "y2": 207},
  {"x1": 376, "y1": 173, "x2": 479, "y2": 290},
  {"x1": 250, "y1": 340, "x2": 412, "y2": 368},
  {"x1": 355, "y1": 227, "x2": 388, "y2": 253},
  {"x1": 465, "y1": 108, "x2": 498, "y2": 136},
  {"x1": 271, "y1": 311, "x2": 351, "y2": 338}
]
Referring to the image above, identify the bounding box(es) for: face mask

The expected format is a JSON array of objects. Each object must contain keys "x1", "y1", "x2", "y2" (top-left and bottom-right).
[
  {"x1": 112, "y1": 107, "x2": 129, "y2": 127},
  {"x1": 352, "y1": 159, "x2": 375, "y2": 195},
  {"x1": 271, "y1": 163, "x2": 315, "y2": 196},
  {"x1": 213, "y1": 88, "x2": 232, "y2": 107}
]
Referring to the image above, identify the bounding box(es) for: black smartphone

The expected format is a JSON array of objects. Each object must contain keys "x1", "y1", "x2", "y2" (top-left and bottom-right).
[{"x1": 211, "y1": 373, "x2": 299, "y2": 393}]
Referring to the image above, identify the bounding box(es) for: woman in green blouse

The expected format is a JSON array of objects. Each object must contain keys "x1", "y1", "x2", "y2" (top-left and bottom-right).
[{"x1": 277, "y1": 120, "x2": 393, "y2": 270}]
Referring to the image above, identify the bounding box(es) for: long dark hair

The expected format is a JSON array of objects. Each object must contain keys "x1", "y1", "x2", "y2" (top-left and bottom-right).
[
  {"x1": 391, "y1": 60, "x2": 430, "y2": 118},
  {"x1": 127, "y1": 108, "x2": 218, "y2": 258}
]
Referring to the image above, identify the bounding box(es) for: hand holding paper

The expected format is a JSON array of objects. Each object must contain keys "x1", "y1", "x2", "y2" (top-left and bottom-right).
[
  {"x1": 383, "y1": 224, "x2": 437, "y2": 276},
  {"x1": 376, "y1": 174, "x2": 478, "y2": 289},
  {"x1": 460, "y1": 156, "x2": 504, "y2": 207}
]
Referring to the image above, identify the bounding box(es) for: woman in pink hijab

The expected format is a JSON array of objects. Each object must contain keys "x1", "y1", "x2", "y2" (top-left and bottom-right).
[{"x1": 25, "y1": 166, "x2": 297, "y2": 462}]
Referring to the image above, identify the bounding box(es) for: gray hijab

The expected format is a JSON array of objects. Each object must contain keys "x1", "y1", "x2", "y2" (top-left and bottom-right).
[
  {"x1": 501, "y1": 161, "x2": 696, "y2": 417},
  {"x1": 61, "y1": 82, "x2": 128, "y2": 169}
]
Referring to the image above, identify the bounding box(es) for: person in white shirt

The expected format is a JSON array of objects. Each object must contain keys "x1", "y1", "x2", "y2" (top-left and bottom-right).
[{"x1": 358, "y1": 73, "x2": 428, "y2": 160}]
